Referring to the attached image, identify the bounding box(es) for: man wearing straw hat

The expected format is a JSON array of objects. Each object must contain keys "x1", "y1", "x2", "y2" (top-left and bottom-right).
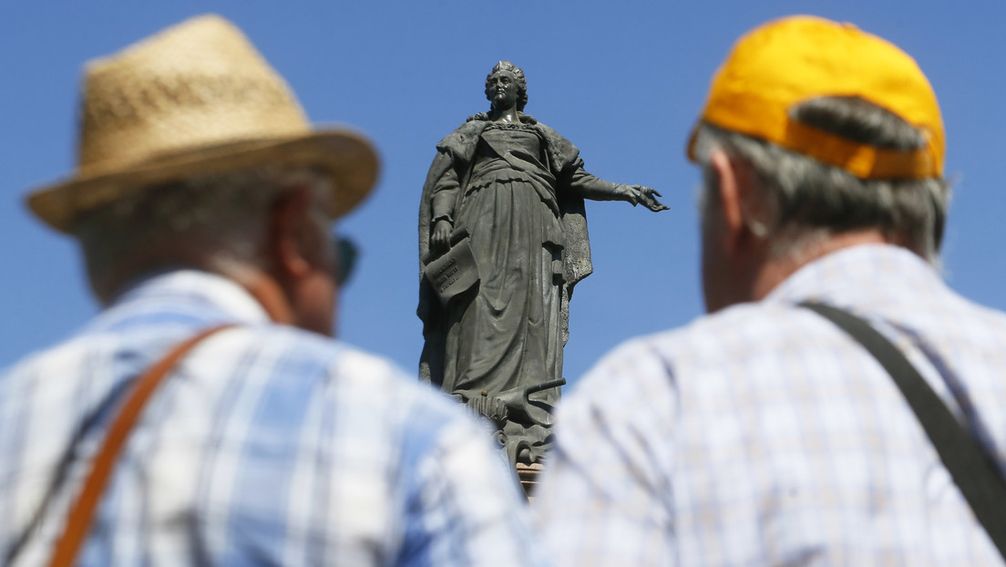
[
  {"x1": 0, "y1": 15, "x2": 539, "y2": 567},
  {"x1": 536, "y1": 16, "x2": 1006, "y2": 566}
]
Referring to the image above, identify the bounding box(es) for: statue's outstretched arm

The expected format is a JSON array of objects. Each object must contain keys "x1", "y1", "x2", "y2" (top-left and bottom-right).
[{"x1": 568, "y1": 161, "x2": 668, "y2": 212}]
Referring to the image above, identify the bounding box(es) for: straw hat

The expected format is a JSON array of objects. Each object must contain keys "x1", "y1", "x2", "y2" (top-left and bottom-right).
[{"x1": 27, "y1": 14, "x2": 379, "y2": 232}]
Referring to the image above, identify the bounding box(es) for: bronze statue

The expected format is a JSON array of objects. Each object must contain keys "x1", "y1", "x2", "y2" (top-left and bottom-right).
[{"x1": 418, "y1": 61, "x2": 666, "y2": 465}]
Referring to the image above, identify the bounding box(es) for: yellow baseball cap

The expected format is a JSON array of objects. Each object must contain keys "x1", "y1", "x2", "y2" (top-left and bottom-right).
[{"x1": 687, "y1": 15, "x2": 944, "y2": 180}]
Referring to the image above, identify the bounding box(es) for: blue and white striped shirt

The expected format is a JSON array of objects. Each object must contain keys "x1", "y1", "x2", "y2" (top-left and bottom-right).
[
  {"x1": 536, "y1": 244, "x2": 1006, "y2": 566},
  {"x1": 0, "y1": 270, "x2": 541, "y2": 566}
]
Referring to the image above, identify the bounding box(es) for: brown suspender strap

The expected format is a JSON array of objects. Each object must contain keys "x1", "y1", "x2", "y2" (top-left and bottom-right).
[{"x1": 47, "y1": 324, "x2": 236, "y2": 567}]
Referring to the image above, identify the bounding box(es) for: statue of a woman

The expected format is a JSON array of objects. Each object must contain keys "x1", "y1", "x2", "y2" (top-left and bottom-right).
[{"x1": 418, "y1": 61, "x2": 666, "y2": 465}]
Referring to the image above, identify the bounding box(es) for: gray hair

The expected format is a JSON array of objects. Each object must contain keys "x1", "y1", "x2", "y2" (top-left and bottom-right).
[
  {"x1": 693, "y1": 96, "x2": 950, "y2": 263},
  {"x1": 74, "y1": 167, "x2": 330, "y2": 298}
]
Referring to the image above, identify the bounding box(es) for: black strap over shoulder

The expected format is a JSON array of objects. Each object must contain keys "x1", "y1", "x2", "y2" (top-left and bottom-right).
[{"x1": 800, "y1": 301, "x2": 1006, "y2": 561}]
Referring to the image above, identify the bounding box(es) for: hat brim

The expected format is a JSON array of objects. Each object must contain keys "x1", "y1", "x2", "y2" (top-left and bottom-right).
[{"x1": 26, "y1": 127, "x2": 380, "y2": 233}]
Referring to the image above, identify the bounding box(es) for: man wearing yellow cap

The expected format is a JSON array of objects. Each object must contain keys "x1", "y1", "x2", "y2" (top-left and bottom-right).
[
  {"x1": 536, "y1": 16, "x2": 1006, "y2": 565},
  {"x1": 0, "y1": 15, "x2": 540, "y2": 567}
]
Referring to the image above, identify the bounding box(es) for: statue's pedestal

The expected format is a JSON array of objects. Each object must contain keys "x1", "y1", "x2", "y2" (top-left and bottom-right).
[{"x1": 515, "y1": 462, "x2": 543, "y2": 499}]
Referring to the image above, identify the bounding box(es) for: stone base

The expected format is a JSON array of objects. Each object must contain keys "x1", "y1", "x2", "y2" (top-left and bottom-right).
[{"x1": 515, "y1": 462, "x2": 543, "y2": 500}]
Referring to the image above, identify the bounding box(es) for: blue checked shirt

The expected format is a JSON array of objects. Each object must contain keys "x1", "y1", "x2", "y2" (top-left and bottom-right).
[
  {"x1": 0, "y1": 270, "x2": 542, "y2": 567},
  {"x1": 536, "y1": 244, "x2": 1006, "y2": 566}
]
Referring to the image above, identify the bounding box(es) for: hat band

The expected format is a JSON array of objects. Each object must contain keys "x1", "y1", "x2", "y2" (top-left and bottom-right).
[
  {"x1": 689, "y1": 117, "x2": 941, "y2": 181},
  {"x1": 778, "y1": 120, "x2": 938, "y2": 180}
]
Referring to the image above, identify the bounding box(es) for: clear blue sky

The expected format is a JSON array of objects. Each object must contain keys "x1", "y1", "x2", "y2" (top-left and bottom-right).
[{"x1": 3, "y1": 1, "x2": 1005, "y2": 388}]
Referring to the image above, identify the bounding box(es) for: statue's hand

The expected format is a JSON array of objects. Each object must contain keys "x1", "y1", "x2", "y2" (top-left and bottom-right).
[
  {"x1": 431, "y1": 219, "x2": 453, "y2": 252},
  {"x1": 622, "y1": 184, "x2": 668, "y2": 212}
]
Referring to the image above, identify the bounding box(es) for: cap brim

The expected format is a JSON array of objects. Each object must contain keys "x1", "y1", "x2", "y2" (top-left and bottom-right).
[{"x1": 26, "y1": 127, "x2": 380, "y2": 233}]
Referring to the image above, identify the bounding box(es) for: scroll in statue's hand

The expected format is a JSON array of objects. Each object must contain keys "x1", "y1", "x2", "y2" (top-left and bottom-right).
[{"x1": 621, "y1": 184, "x2": 669, "y2": 212}]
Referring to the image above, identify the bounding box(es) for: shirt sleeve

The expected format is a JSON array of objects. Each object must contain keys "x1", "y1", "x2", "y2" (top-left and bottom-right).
[
  {"x1": 534, "y1": 339, "x2": 678, "y2": 567},
  {"x1": 396, "y1": 412, "x2": 547, "y2": 567}
]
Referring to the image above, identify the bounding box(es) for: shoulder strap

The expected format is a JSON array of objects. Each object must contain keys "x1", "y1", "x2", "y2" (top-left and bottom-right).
[
  {"x1": 47, "y1": 324, "x2": 235, "y2": 567},
  {"x1": 800, "y1": 301, "x2": 1006, "y2": 560}
]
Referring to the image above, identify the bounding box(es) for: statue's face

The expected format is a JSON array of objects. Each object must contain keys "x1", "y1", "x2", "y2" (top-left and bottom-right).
[{"x1": 486, "y1": 70, "x2": 519, "y2": 110}]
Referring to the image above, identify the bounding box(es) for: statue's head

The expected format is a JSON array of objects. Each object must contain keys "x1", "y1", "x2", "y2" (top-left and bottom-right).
[{"x1": 484, "y1": 60, "x2": 528, "y2": 112}]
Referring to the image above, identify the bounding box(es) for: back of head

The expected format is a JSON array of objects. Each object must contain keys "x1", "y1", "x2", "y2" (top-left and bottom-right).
[
  {"x1": 74, "y1": 167, "x2": 329, "y2": 302},
  {"x1": 688, "y1": 16, "x2": 949, "y2": 262}
]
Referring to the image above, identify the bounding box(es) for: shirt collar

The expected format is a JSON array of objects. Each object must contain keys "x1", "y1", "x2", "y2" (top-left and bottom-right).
[
  {"x1": 110, "y1": 269, "x2": 272, "y2": 325},
  {"x1": 764, "y1": 243, "x2": 943, "y2": 311}
]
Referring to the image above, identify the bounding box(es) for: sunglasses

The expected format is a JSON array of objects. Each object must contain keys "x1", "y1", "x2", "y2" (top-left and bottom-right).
[{"x1": 332, "y1": 235, "x2": 358, "y2": 286}]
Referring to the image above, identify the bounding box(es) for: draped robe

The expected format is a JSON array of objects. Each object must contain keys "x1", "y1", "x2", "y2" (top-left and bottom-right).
[{"x1": 417, "y1": 115, "x2": 595, "y2": 464}]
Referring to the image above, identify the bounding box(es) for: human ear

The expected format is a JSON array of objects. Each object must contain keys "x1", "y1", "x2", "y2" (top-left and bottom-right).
[
  {"x1": 708, "y1": 150, "x2": 745, "y2": 250},
  {"x1": 709, "y1": 150, "x2": 768, "y2": 248},
  {"x1": 269, "y1": 187, "x2": 315, "y2": 279}
]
